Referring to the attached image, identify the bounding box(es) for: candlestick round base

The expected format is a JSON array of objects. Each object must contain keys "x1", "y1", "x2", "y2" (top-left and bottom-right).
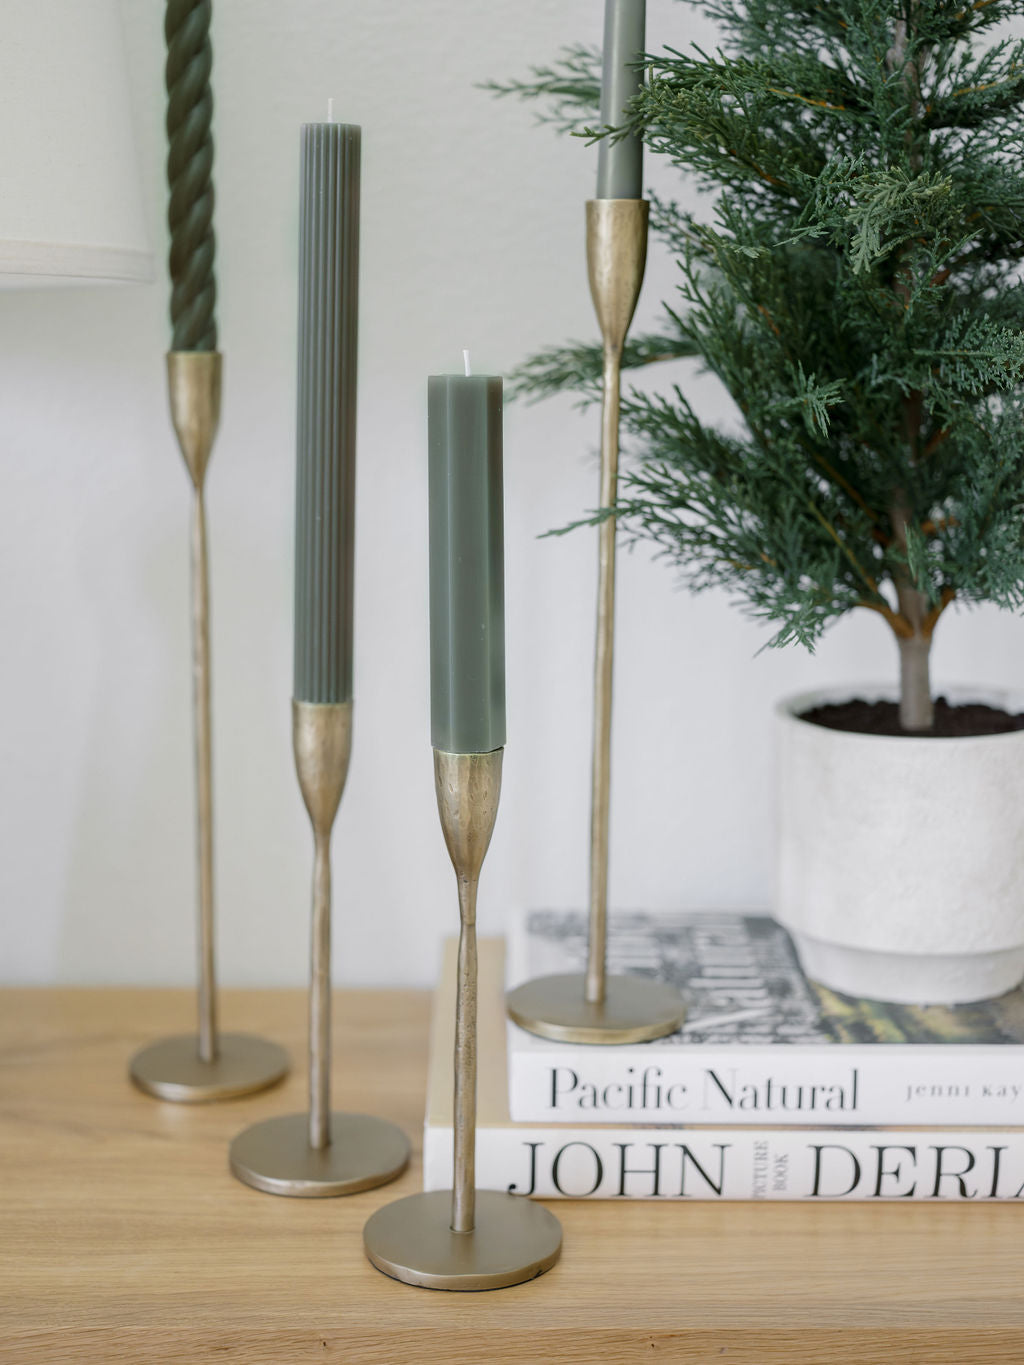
[
  {"x1": 506, "y1": 972, "x2": 685, "y2": 1045},
  {"x1": 364, "y1": 1189, "x2": 562, "y2": 1291},
  {"x1": 129, "y1": 1033, "x2": 289, "y2": 1103},
  {"x1": 229, "y1": 1112, "x2": 410, "y2": 1198}
]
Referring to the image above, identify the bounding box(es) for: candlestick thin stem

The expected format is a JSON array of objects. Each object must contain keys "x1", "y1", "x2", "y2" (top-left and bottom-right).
[
  {"x1": 309, "y1": 829, "x2": 332, "y2": 1150},
  {"x1": 191, "y1": 481, "x2": 217, "y2": 1061},
  {"x1": 452, "y1": 886, "x2": 477, "y2": 1232},
  {"x1": 586, "y1": 344, "x2": 623, "y2": 1006}
]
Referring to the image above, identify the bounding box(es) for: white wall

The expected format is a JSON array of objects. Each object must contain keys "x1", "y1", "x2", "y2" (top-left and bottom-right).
[{"x1": 2, "y1": 0, "x2": 1023, "y2": 988}]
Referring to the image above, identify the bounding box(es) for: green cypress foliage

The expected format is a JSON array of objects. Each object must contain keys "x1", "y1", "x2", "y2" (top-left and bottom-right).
[{"x1": 491, "y1": 2, "x2": 1024, "y2": 729}]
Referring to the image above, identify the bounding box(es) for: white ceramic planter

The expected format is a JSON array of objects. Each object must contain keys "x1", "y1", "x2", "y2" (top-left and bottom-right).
[{"x1": 775, "y1": 685, "x2": 1024, "y2": 1005}]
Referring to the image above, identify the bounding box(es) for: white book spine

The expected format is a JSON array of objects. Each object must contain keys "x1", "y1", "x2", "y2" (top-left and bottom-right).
[
  {"x1": 424, "y1": 1124, "x2": 1024, "y2": 1201},
  {"x1": 508, "y1": 1042, "x2": 1024, "y2": 1126}
]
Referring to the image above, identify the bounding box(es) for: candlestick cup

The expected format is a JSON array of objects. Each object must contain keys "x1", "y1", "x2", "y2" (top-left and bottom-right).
[{"x1": 364, "y1": 748, "x2": 561, "y2": 1290}]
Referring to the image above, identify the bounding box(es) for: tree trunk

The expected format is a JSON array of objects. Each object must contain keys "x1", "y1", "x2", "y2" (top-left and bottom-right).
[
  {"x1": 886, "y1": 11, "x2": 932, "y2": 732},
  {"x1": 890, "y1": 492, "x2": 934, "y2": 731},
  {"x1": 897, "y1": 632, "x2": 933, "y2": 731}
]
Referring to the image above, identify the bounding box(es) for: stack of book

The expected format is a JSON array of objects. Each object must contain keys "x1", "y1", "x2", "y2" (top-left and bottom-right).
[{"x1": 424, "y1": 911, "x2": 1024, "y2": 1201}]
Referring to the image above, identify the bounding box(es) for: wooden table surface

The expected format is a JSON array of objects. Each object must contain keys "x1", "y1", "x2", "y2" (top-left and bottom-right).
[{"x1": 2, "y1": 986, "x2": 1023, "y2": 1363}]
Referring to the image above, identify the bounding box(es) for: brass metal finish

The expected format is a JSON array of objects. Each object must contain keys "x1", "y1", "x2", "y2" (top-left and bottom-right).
[
  {"x1": 506, "y1": 971, "x2": 685, "y2": 1046},
  {"x1": 433, "y1": 748, "x2": 503, "y2": 1233},
  {"x1": 364, "y1": 1189, "x2": 562, "y2": 1292},
  {"x1": 130, "y1": 353, "x2": 288, "y2": 1102},
  {"x1": 586, "y1": 199, "x2": 650, "y2": 354},
  {"x1": 129, "y1": 1032, "x2": 289, "y2": 1103},
  {"x1": 504, "y1": 202, "x2": 683, "y2": 1047},
  {"x1": 228, "y1": 700, "x2": 409, "y2": 1197},
  {"x1": 171, "y1": 350, "x2": 221, "y2": 1063},
  {"x1": 586, "y1": 199, "x2": 648, "y2": 1008},
  {"x1": 292, "y1": 700, "x2": 353, "y2": 1151},
  {"x1": 167, "y1": 350, "x2": 222, "y2": 491},
  {"x1": 362, "y1": 749, "x2": 560, "y2": 1291},
  {"x1": 229, "y1": 1112, "x2": 410, "y2": 1198}
]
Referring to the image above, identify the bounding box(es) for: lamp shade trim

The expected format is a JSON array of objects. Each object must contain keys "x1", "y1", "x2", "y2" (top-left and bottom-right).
[{"x1": 0, "y1": 240, "x2": 154, "y2": 285}]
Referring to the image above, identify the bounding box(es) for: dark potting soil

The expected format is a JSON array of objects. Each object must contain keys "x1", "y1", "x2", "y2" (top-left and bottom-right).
[{"x1": 800, "y1": 697, "x2": 1024, "y2": 738}]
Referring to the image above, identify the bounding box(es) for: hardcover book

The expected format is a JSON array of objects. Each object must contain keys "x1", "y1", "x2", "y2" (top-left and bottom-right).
[
  {"x1": 423, "y1": 938, "x2": 1024, "y2": 1201},
  {"x1": 506, "y1": 911, "x2": 1024, "y2": 1126}
]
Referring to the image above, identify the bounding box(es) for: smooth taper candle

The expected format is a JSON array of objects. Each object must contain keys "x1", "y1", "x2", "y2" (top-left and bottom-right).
[
  {"x1": 596, "y1": 0, "x2": 646, "y2": 199},
  {"x1": 428, "y1": 369, "x2": 505, "y2": 755},
  {"x1": 294, "y1": 122, "x2": 360, "y2": 703}
]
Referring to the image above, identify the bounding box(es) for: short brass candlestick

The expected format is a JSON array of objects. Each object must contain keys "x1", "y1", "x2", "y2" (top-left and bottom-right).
[
  {"x1": 229, "y1": 700, "x2": 410, "y2": 1196},
  {"x1": 506, "y1": 201, "x2": 685, "y2": 1045},
  {"x1": 130, "y1": 353, "x2": 289, "y2": 1102},
  {"x1": 364, "y1": 749, "x2": 562, "y2": 1291}
]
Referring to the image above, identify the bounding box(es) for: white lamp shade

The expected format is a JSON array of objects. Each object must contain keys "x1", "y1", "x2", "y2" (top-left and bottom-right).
[{"x1": 0, "y1": 0, "x2": 153, "y2": 287}]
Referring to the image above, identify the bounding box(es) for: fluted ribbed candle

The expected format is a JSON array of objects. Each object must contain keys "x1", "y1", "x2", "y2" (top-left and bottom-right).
[
  {"x1": 165, "y1": 0, "x2": 217, "y2": 351},
  {"x1": 294, "y1": 123, "x2": 360, "y2": 704},
  {"x1": 428, "y1": 374, "x2": 505, "y2": 755},
  {"x1": 596, "y1": 0, "x2": 646, "y2": 200}
]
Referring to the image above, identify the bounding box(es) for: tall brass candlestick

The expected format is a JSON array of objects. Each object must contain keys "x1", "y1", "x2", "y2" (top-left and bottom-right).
[
  {"x1": 363, "y1": 748, "x2": 562, "y2": 1291},
  {"x1": 505, "y1": 205, "x2": 684, "y2": 1044},
  {"x1": 227, "y1": 702, "x2": 411, "y2": 1196},
  {"x1": 506, "y1": 0, "x2": 682, "y2": 1044},
  {"x1": 228, "y1": 114, "x2": 409, "y2": 1197},
  {"x1": 130, "y1": 0, "x2": 287, "y2": 1101},
  {"x1": 365, "y1": 360, "x2": 560, "y2": 1290}
]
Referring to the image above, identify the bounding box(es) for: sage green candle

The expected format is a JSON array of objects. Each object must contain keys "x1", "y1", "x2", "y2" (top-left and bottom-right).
[
  {"x1": 596, "y1": 0, "x2": 646, "y2": 199},
  {"x1": 294, "y1": 122, "x2": 360, "y2": 704},
  {"x1": 165, "y1": 0, "x2": 217, "y2": 351},
  {"x1": 428, "y1": 374, "x2": 505, "y2": 755}
]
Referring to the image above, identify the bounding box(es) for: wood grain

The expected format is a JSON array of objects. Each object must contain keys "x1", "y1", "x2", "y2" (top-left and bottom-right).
[{"x1": 1, "y1": 987, "x2": 1023, "y2": 1363}]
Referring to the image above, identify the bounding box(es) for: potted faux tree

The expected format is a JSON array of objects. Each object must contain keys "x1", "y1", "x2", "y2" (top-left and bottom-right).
[{"x1": 494, "y1": 0, "x2": 1024, "y2": 1003}]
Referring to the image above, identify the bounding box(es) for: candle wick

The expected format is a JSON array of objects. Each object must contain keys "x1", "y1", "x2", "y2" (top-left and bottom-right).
[
  {"x1": 327, "y1": 97, "x2": 335, "y2": 122},
  {"x1": 463, "y1": 350, "x2": 472, "y2": 377}
]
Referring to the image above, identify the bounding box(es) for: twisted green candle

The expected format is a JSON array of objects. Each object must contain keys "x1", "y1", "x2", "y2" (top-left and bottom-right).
[{"x1": 165, "y1": 0, "x2": 217, "y2": 352}]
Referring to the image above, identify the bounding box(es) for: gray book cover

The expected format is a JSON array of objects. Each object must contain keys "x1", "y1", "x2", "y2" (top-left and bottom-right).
[{"x1": 516, "y1": 910, "x2": 1024, "y2": 1048}]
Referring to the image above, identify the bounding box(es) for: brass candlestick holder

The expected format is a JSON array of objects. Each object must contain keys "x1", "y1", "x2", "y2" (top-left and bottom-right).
[
  {"x1": 130, "y1": 353, "x2": 289, "y2": 1101},
  {"x1": 229, "y1": 700, "x2": 410, "y2": 1196},
  {"x1": 364, "y1": 749, "x2": 562, "y2": 1291},
  {"x1": 506, "y1": 200, "x2": 685, "y2": 1046}
]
